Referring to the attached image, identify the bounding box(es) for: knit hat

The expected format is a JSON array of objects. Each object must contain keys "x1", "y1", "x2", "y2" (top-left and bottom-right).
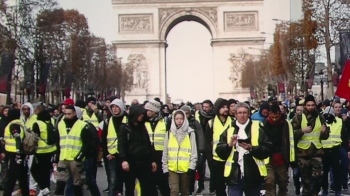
[
  {"x1": 63, "y1": 98, "x2": 74, "y2": 105},
  {"x1": 304, "y1": 95, "x2": 316, "y2": 105},
  {"x1": 322, "y1": 99, "x2": 330, "y2": 107},
  {"x1": 145, "y1": 100, "x2": 161, "y2": 113},
  {"x1": 86, "y1": 97, "x2": 96, "y2": 104},
  {"x1": 180, "y1": 105, "x2": 191, "y2": 113}
]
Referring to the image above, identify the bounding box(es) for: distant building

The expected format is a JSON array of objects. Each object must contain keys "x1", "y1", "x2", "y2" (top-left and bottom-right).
[{"x1": 290, "y1": 0, "x2": 303, "y2": 21}]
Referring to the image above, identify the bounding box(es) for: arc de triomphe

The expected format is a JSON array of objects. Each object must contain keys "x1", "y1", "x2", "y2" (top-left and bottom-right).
[{"x1": 112, "y1": 0, "x2": 265, "y2": 103}]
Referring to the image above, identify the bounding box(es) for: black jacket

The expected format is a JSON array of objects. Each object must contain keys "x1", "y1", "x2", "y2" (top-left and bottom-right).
[
  {"x1": 118, "y1": 105, "x2": 155, "y2": 163},
  {"x1": 216, "y1": 120, "x2": 271, "y2": 186}
]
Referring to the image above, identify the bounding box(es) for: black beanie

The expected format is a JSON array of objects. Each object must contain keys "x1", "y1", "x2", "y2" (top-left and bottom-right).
[
  {"x1": 86, "y1": 97, "x2": 96, "y2": 104},
  {"x1": 304, "y1": 95, "x2": 316, "y2": 105},
  {"x1": 75, "y1": 99, "x2": 86, "y2": 108}
]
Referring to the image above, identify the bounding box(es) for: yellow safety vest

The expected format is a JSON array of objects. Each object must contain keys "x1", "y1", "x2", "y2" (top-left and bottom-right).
[
  {"x1": 51, "y1": 118, "x2": 56, "y2": 126},
  {"x1": 167, "y1": 132, "x2": 192, "y2": 172},
  {"x1": 224, "y1": 121, "x2": 267, "y2": 177},
  {"x1": 145, "y1": 119, "x2": 167, "y2": 151},
  {"x1": 122, "y1": 116, "x2": 128, "y2": 124},
  {"x1": 35, "y1": 121, "x2": 57, "y2": 154},
  {"x1": 4, "y1": 119, "x2": 25, "y2": 153},
  {"x1": 321, "y1": 117, "x2": 342, "y2": 148},
  {"x1": 106, "y1": 117, "x2": 119, "y2": 155},
  {"x1": 195, "y1": 111, "x2": 200, "y2": 123},
  {"x1": 58, "y1": 119, "x2": 87, "y2": 161},
  {"x1": 297, "y1": 114, "x2": 322, "y2": 149},
  {"x1": 211, "y1": 116, "x2": 232, "y2": 162},
  {"x1": 24, "y1": 114, "x2": 37, "y2": 131},
  {"x1": 82, "y1": 108, "x2": 99, "y2": 129},
  {"x1": 264, "y1": 120, "x2": 295, "y2": 164}
]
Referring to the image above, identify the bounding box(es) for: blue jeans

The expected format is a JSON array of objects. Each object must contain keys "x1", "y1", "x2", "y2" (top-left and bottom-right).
[
  {"x1": 108, "y1": 157, "x2": 123, "y2": 196},
  {"x1": 84, "y1": 156, "x2": 101, "y2": 196},
  {"x1": 228, "y1": 177, "x2": 260, "y2": 196},
  {"x1": 330, "y1": 147, "x2": 349, "y2": 189},
  {"x1": 65, "y1": 176, "x2": 73, "y2": 196},
  {"x1": 293, "y1": 167, "x2": 301, "y2": 189}
]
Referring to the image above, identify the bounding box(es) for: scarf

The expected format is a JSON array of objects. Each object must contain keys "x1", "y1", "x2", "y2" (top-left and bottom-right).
[
  {"x1": 199, "y1": 109, "x2": 214, "y2": 119},
  {"x1": 235, "y1": 119, "x2": 250, "y2": 177}
]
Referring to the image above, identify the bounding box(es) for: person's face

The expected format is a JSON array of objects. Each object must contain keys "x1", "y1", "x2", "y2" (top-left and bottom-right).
[
  {"x1": 136, "y1": 113, "x2": 144, "y2": 122},
  {"x1": 173, "y1": 104, "x2": 179, "y2": 110},
  {"x1": 202, "y1": 103, "x2": 212, "y2": 113},
  {"x1": 111, "y1": 105, "x2": 121, "y2": 116},
  {"x1": 3, "y1": 108, "x2": 9, "y2": 117},
  {"x1": 279, "y1": 105, "x2": 285, "y2": 113},
  {"x1": 106, "y1": 100, "x2": 111, "y2": 107},
  {"x1": 53, "y1": 109, "x2": 60, "y2": 117},
  {"x1": 61, "y1": 105, "x2": 66, "y2": 113},
  {"x1": 64, "y1": 109, "x2": 76, "y2": 120},
  {"x1": 146, "y1": 110, "x2": 156, "y2": 118},
  {"x1": 334, "y1": 103, "x2": 342, "y2": 116},
  {"x1": 229, "y1": 103, "x2": 236, "y2": 114},
  {"x1": 175, "y1": 114, "x2": 184, "y2": 127},
  {"x1": 236, "y1": 107, "x2": 249, "y2": 124},
  {"x1": 22, "y1": 106, "x2": 30, "y2": 117},
  {"x1": 184, "y1": 110, "x2": 191, "y2": 119},
  {"x1": 219, "y1": 105, "x2": 228, "y2": 116},
  {"x1": 268, "y1": 112, "x2": 282, "y2": 123},
  {"x1": 305, "y1": 101, "x2": 316, "y2": 112},
  {"x1": 296, "y1": 106, "x2": 303, "y2": 115},
  {"x1": 194, "y1": 104, "x2": 200, "y2": 111},
  {"x1": 261, "y1": 109, "x2": 269, "y2": 117}
]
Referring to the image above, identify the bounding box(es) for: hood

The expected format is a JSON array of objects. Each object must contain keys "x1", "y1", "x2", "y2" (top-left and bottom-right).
[
  {"x1": 37, "y1": 110, "x2": 51, "y2": 121},
  {"x1": 8, "y1": 109, "x2": 20, "y2": 122},
  {"x1": 109, "y1": 98, "x2": 124, "y2": 117},
  {"x1": 128, "y1": 105, "x2": 146, "y2": 126},
  {"x1": 170, "y1": 110, "x2": 191, "y2": 133},
  {"x1": 1, "y1": 105, "x2": 11, "y2": 118},
  {"x1": 259, "y1": 102, "x2": 270, "y2": 116},
  {"x1": 20, "y1": 102, "x2": 34, "y2": 117},
  {"x1": 213, "y1": 98, "x2": 228, "y2": 115},
  {"x1": 74, "y1": 106, "x2": 83, "y2": 119}
]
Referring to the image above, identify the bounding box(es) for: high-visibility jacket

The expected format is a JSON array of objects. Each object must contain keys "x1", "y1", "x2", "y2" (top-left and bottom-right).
[
  {"x1": 211, "y1": 116, "x2": 232, "y2": 162},
  {"x1": 264, "y1": 120, "x2": 295, "y2": 163},
  {"x1": 58, "y1": 119, "x2": 87, "y2": 161},
  {"x1": 82, "y1": 108, "x2": 99, "y2": 129},
  {"x1": 36, "y1": 120, "x2": 57, "y2": 154},
  {"x1": 51, "y1": 118, "x2": 56, "y2": 126},
  {"x1": 145, "y1": 119, "x2": 167, "y2": 151},
  {"x1": 224, "y1": 121, "x2": 267, "y2": 177},
  {"x1": 297, "y1": 114, "x2": 322, "y2": 149},
  {"x1": 321, "y1": 117, "x2": 342, "y2": 148},
  {"x1": 4, "y1": 119, "x2": 24, "y2": 153},
  {"x1": 106, "y1": 117, "x2": 119, "y2": 155},
  {"x1": 24, "y1": 114, "x2": 37, "y2": 131},
  {"x1": 195, "y1": 111, "x2": 200, "y2": 123},
  {"x1": 167, "y1": 132, "x2": 192, "y2": 172}
]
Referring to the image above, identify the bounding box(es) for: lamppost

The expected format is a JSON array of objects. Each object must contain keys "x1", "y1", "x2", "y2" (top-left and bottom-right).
[{"x1": 319, "y1": 69, "x2": 324, "y2": 101}]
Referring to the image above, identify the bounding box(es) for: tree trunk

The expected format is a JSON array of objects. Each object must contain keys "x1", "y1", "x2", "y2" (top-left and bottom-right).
[{"x1": 324, "y1": 7, "x2": 334, "y2": 98}]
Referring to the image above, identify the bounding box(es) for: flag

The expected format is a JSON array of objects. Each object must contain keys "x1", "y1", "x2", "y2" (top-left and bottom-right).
[
  {"x1": 0, "y1": 54, "x2": 14, "y2": 93},
  {"x1": 63, "y1": 72, "x2": 73, "y2": 97},
  {"x1": 335, "y1": 60, "x2": 350, "y2": 101},
  {"x1": 37, "y1": 63, "x2": 51, "y2": 94},
  {"x1": 278, "y1": 82, "x2": 285, "y2": 93}
]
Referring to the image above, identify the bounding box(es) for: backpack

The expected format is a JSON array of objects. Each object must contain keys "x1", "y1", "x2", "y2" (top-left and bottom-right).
[
  {"x1": 22, "y1": 128, "x2": 39, "y2": 155},
  {"x1": 45, "y1": 121, "x2": 58, "y2": 145}
]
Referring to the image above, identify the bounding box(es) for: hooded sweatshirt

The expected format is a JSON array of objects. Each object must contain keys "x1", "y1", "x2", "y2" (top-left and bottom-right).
[
  {"x1": 20, "y1": 102, "x2": 37, "y2": 130},
  {"x1": 162, "y1": 110, "x2": 197, "y2": 173},
  {"x1": 0, "y1": 106, "x2": 11, "y2": 138},
  {"x1": 251, "y1": 102, "x2": 270, "y2": 122}
]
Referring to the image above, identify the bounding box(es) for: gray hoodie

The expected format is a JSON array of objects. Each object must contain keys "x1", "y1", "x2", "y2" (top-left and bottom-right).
[
  {"x1": 162, "y1": 110, "x2": 197, "y2": 173},
  {"x1": 20, "y1": 102, "x2": 35, "y2": 123},
  {"x1": 109, "y1": 98, "x2": 124, "y2": 117}
]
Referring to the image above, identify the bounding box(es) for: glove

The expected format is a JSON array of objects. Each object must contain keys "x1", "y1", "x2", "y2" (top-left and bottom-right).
[
  {"x1": 164, "y1": 172, "x2": 169, "y2": 178},
  {"x1": 187, "y1": 169, "x2": 195, "y2": 176}
]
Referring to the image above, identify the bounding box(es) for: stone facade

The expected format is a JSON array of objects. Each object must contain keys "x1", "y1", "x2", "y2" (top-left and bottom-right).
[{"x1": 112, "y1": 0, "x2": 265, "y2": 103}]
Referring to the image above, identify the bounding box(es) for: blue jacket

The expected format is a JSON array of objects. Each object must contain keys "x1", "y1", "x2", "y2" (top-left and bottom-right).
[{"x1": 251, "y1": 111, "x2": 266, "y2": 122}]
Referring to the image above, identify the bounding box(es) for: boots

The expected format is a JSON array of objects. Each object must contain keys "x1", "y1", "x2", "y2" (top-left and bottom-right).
[{"x1": 73, "y1": 185, "x2": 83, "y2": 196}]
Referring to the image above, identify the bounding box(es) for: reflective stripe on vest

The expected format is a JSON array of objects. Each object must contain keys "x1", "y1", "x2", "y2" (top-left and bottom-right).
[
  {"x1": 321, "y1": 117, "x2": 342, "y2": 148},
  {"x1": 224, "y1": 121, "x2": 267, "y2": 177},
  {"x1": 167, "y1": 132, "x2": 192, "y2": 172},
  {"x1": 297, "y1": 114, "x2": 322, "y2": 149},
  {"x1": 24, "y1": 114, "x2": 37, "y2": 131},
  {"x1": 4, "y1": 119, "x2": 25, "y2": 153},
  {"x1": 58, "y1": 119, "x2": 86, "y2": 161},
  {"x1": 107, "y1": 117, "x2": 119, "y2": 154},
  {"x1": 36, "y1": 121, "x2": 57, "y2": 154},
  {"x1": 264, "y1": 120, "x2": 295, "y2": 164},
  {"x1": 82, "y1": 109, "x2": 99, "y2": 129},
  {"x1": 212, "y1": 116, "x2": 232, "y2": 162},
  {"x1": 145, "y1": 119, "x2": 166, "y2": 151}
]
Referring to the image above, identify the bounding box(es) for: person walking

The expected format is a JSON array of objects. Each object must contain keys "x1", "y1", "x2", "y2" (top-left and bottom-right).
[
  {"x1": 162, "y1": 110, "x2": 197, "y2": 196},
  {"x1": 0, "y1": 105, "x2": 10, "y2": 190}
]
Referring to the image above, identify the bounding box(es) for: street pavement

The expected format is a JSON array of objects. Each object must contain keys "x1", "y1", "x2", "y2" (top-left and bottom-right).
[{"x1": 2, "y1": 166, "x2": 350, "y2": 195}]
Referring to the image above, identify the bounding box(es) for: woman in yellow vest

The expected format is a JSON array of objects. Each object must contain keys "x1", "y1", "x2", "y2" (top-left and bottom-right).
[
  {"x1": 30, "y1": 105, "x2": 57, "y2": 196},
  {"x1": 162, "y1": 110, "x2": 197, "y2": 196},
  {"x1": 2, "y1": 109, "x2": 30, "y2": 196},
  {"x1": 215, "y1": 102, "x2": 271, "y2": 196}
]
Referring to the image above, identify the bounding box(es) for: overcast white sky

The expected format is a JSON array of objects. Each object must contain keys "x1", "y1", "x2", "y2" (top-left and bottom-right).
[{"x1": 56, "y1": 0, "x2": 332, "y2": 101}]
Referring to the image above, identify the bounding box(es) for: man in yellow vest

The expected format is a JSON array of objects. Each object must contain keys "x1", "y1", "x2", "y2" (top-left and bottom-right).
[
  {"x1": 320, "y1": 106, "x2": 344, "y2": 196},
  {"x1": 82, "y1": 97, "x2": 102, "y2": 129},
  {"x1": 53, "y1": 105, "x2": 91, "y2": 196},
  {"x1": 104, "y1": 98, "x2": 127, "y2": 196},
  {"x1": 216, "y1": 102, "x2": 271, "y2": 196},
  {"x1": 195, "y1": 99, "x2": 214, "y2": 193},
  {"x1": 291, "y1": 95, "x2": 329, "y2": 196},
  {"x1": 205, "y1": 98, "x2": 231, "y2": 196},
  {"x1": 144, "y1": 99, "x2": 170, "y2": 196},
  {"x1": 21, "y1": 102, "x2": 39, "y2": 196},
  {"x1": 262, "y1": 103, "x2": 296, "y2": 196}
]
